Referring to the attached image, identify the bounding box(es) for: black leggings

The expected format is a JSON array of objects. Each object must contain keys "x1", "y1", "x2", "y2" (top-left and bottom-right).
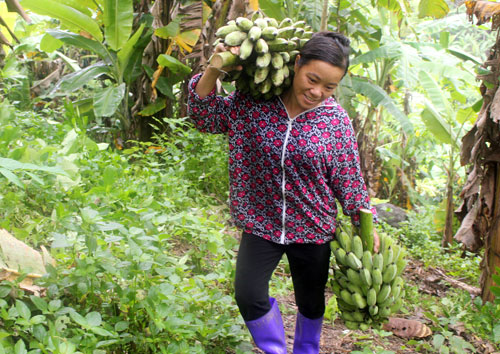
[{"x1": 234, "y1": 232, "x2": 331, "y2": 321}]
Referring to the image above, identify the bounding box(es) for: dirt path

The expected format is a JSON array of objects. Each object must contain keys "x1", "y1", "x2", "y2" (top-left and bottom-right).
[{"x1": 249, "y1": 259, "x2": 498, "y2": 353}]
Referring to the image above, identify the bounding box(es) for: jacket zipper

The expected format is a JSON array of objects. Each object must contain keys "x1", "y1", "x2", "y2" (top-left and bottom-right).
[
  {"x1": 277, "y1": 98, "x2": 333, "y2": 244},
  {"x1": 280, "y1": 118, "x2": 294, "y2": 244}
]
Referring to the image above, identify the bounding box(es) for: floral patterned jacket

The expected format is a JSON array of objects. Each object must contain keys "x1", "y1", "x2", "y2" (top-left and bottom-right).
[{"x1": 187, "y1": 73, "x2": 376, "y2": 245}]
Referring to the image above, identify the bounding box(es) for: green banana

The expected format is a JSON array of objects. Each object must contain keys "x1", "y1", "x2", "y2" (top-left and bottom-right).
[
  {"x1": 239, "y1": 38, "x2": 254, "y2": 60},
  {"x1": 216, "y1": 24, "x2": 239, "y2": 38},
  {"x1": 331, "y1": 240, "x2": 341, "y2": 251},
  {"x1": 344, "y1": 321, "x2": 359, "y2": 330},
  {"x1": 371, "y1": 268, "x2": 383, "y2": 286},
  {"x1": 261, "y1": 27, "x2": 278, "y2": 40},
  {"x1": 396, "y1": 258, "x2": 407, "y2": 276},
  {"x1": 383, "y1": 247, "x2": 394, "y2": 268},
  {"x1": 379, "y1": 306, "x2": 391, "y2": 318},
  {"x1": 224, "y1": 31, "x2": 247, "y2": 46},
  {"x1": 279, "y1": 18, "x2": 294, "y2": 28},
  {"x1": 334, "y1": 248, "x2": 347, "y2": 266},
  {"x1": 254, "y1": 67, "x2": 269, "y2": 84},
  {"x1": 331, "y1": 280, "x2": 341, "y2": 296},
  {"x1": 362, "y1": 251, "x2": 373, "y2": 271},
  {"x1": 280, "y1": 51, "x2": 290, "y2": 63},
  {"x1": 352, "y1": 236, "x2": 363, "y2": 259},
  {"x1": 273, "y1": 86, "x2": 283, "y2": 96},
  {"x1": 254, "y1": 18, "x2": 268, "y2": 29},
  {"x1": 392, "y1": 276, "x2": 404, "y2": 290},
  {"x1": 298, "y1": 38, "x2": 308, "y2": 49},
  {"x1": 289, "y1": 50, "x2": 299, "y2": 61},
  {"x1": 382, "y1": 263, "x2": 397, "y2": 283},
  {"x1": 251, "y1": 11, "x2": 263, "y2": 21},
  {"x1": 346, "y1": 252, "x2": 362, "y2": 270},
  {"x1": 267, "y1": 17, "x2": 279, "y2": 27},
  {"x1": 352, "y1": 311, "x2": 365, "y2": 322},
  {"x1": 293, "y1": 20, "x2": 306, "y2": 28},
  {"x1": 271, "y1": 68, "x2": 284, "y2": 86},
  {"x1": 391, "y1": 283, "x2": 402, "y2": 300},
  {"x1": 367, "y1": 288, "x2": 377, "y2": 306},
  {"x1": 277, "y1": 26, "x2": 296, "y2": 39},
  {"x1": 282, "y1": 65, "x2": 290, "y2": 78},
  {"x1": 302, "y1": 31, "x2": 313, "y2": 39},
  {"x1": 353, "y1": 293, "x2": 367, "y2": 309},
  {"x1": 341, "y1": 311, "x2": 355, "y2": 322},
  {"x1": 340, "y1": 290, "x2": 355, "y2": 306},
  {"x1": 236, "y1": 17, "x2": 254, "y2": 31},
  {"x1": 255, "y1": 38, "x2": 269, "y2": 54},
  {"x1": 368, "y1": 305, "x2": 378, "y2": 316},
  {"x1": 256, "y1": 53, "x2": 272, "y2": 68},
  {"x1": 372, "y1": 253, "x2": 383, "y2": 270},
  {"x1": 346, "y1": 282, "x2": 363, "y2": 296},
  {"x1": 347, "y1": 268, "x2": 362, "y2": 287},
  {"x1": 248, "y1": 26, "x2": 262, "y2": 41},
  {"x1": 376, "y1": 284, "x2": 391, "y2": 304},
  {"x1": 259, "y1": 77, "x2": 272, "y2": 94},
  {"x1": 360, "y1": 268, "x2": 372, "y2": 287},
  {"x1": 267, "y1": 38, "x2": 290, "y2": 52},
  {"x1": 390, "y1": 298, "x2": 403, "y2": 313},
  {"x1": 337, "y1": 298, "x2": 357, "y2": 311},
  {"x1": 271, "y1": 52, "x2": 284, "y2": 69}
]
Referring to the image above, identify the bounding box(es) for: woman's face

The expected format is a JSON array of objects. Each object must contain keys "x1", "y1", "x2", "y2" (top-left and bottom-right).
[{"x1": 291, "y1": 57, "x2": 345, "y2": 112}]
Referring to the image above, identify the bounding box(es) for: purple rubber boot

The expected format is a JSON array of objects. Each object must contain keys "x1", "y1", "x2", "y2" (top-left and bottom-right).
[
  {"x1": 245, "y1": 297, "x2": 287, "y2": 354},
  {"x1": 292, "y1": 312, "x2": 323, "y2": 354}
]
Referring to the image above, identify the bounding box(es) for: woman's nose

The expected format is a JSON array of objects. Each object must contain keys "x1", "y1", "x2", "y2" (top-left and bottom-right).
[{"x1": 309, "y1": 86, "x2": 322, "y2": 98}]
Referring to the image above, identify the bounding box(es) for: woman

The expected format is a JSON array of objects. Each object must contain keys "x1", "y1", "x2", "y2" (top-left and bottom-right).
[{"x1": 187, "y1": 31, "x2": 378, "y2": 353}]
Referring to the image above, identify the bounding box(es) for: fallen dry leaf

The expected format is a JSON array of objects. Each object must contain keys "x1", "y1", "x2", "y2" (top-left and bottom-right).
[{"x1": 382, "y1": 317, "x2": 432, "y2": 338}]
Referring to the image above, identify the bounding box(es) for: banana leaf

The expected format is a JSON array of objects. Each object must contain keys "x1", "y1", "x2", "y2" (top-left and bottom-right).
[
  {"x1": 103, "y1": 0, "x2": 133, "y2": 51},
  {"x1": 20, "y1": 0, "x2": 102, "y2": 41},
  {"x1": 349, "y1": 76, "x2": 413, "y2": 135}
]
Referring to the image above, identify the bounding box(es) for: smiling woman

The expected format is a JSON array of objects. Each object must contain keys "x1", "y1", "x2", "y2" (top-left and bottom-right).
[
  {"x1": 187, "y1": 31, "x2": 378, "y2": 353},
  {"x1": 282, "y1": 60, "x2": 345, "y2": 118}
]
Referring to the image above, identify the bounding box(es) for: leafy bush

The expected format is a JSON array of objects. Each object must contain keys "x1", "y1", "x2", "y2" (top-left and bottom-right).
[
  {"x1": 0, "y1": 104, "x2": 251, "y2": 352},
  {"x1": 380, "y1": 205, "x2": 481, "y2": 283}
]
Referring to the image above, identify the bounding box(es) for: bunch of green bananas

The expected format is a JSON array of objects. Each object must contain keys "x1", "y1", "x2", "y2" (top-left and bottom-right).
[
  {"x1": 211, "y1": 12, "x2": 313, "y2": 99},
  {"x1": 331, "y1": 230, "x2": 408, "y2": 330}
]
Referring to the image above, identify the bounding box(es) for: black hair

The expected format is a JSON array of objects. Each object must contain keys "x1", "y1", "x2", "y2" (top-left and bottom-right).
[{"x1": 297, "y1": 32, "x2": 351, "y2": 76}]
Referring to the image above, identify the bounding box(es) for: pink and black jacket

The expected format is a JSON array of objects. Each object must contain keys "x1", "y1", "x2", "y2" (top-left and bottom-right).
[{"x1": 188, "y1": 74, "x2": 377, "y2": 245}]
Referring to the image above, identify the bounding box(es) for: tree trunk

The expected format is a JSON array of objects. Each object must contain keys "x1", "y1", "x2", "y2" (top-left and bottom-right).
[
  {"x1": 129, "y1": 0, "x2": 173, "y2": 142},
  {"x1": 481, "y1": 162, "x2": 500, "y2": 302},
  {"x1": 442, "y1": 153, "x2": 455, "y2": 248}
]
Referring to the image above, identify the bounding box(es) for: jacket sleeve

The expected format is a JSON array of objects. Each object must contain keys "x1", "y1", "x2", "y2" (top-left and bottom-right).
[
  {"x1": 329, "y1": 107, "x2": 378, "y2": 226},
  {"x1": 187, "y1": 73, "x2": 237, "y2": 134}
]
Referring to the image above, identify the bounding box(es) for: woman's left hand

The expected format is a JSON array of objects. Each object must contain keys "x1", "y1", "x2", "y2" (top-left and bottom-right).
[{"x1": 373, "y1": 229, "x2": 380, "y2": 253}]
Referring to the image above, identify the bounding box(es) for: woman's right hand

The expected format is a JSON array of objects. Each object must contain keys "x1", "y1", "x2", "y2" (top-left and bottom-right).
[{"x1": 207, "y1": 43, "x2": 243, "y2": 74}]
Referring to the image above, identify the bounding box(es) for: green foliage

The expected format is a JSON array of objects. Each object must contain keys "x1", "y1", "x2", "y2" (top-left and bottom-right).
[
  {"x1": 0, "y1": 102, "x2": 250, "y2": 352},
  {"x1": 382, "y1": 206, "x2": 481, "y2": 282}
]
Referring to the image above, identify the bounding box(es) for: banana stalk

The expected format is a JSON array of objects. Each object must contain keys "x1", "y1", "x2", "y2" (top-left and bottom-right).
[
  {"x1": 209, "y1": 52, "x2": 240, "y2": 70},
  {"x1": 359, "y1": 208, "x2": 374, "y2": 253}
]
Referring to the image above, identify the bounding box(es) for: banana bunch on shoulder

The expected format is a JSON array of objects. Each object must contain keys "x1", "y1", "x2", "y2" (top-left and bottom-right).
[
  {"x1": 211, "y1": 12, "x2": 312, "y2": 99},
  {"x1": 331, "y1": 210, "x2": 408, "y2": 330}
]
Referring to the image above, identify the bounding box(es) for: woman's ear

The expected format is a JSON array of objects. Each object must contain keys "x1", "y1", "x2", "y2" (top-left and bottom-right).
[{"x1": 294, "y1": 54, "x2": 301, "y2": 71}]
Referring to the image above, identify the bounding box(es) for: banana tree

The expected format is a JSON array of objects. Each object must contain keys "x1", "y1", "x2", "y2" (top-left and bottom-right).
[
  {"x1": 456, "y1": 0, "x2": 500, "y2": 303},
  {"x1": 417, "y1": 67, "x2": 476, "y2": 248},
  {"x1": 19, "y1": 0, "x2": 150, "y2": 134},
  {"x1": 18, "y1": 0, "x2": 196, "y2": 141}
]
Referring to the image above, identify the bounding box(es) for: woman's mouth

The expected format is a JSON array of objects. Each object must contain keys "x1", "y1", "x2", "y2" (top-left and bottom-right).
[{"x1": 303, "y1": 94, "x2": 318, "y2": 105}]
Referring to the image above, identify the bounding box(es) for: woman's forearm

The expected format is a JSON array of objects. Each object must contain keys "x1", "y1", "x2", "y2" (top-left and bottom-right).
[{"x1": 195, "y1": 66, "x2": 222, "y2": 99}]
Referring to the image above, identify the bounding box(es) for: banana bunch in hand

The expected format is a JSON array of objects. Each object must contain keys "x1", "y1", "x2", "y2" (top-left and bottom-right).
[
  {"x1": 330, "y1": 210, "x2": 408, "y2": 330},
  {"x1": 211, "y1": 11, "x2": 312, "y2": 99}
]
